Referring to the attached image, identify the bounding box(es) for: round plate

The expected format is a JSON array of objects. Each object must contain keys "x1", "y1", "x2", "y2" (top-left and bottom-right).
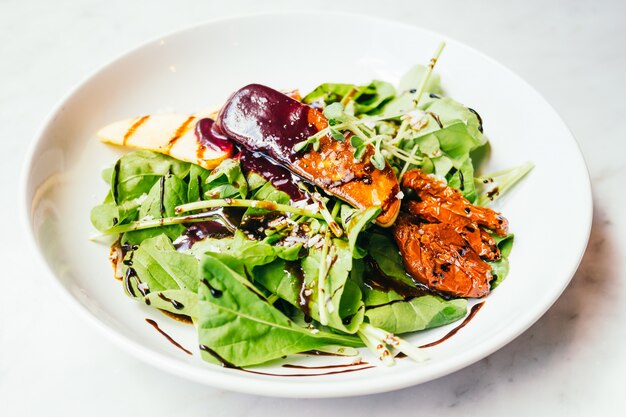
[{"x1": 22, "y1": 12, "x2": 592, "y2": 398}]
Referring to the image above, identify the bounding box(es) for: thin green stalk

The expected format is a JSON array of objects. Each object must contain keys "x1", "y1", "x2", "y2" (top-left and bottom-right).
[
  {"x1": 398, "y1": 144, "x2": 419, "y2": 182},
  {"x1": 176, "y1": 198, "x2": 324, "y2": 219},
  {"x1": 98, "y1": 210, "x2": 236, "y2": 236},
  {"x1": 413, "y1": 41, "x2": 446, "y2": 107},
  {"x1": 317, "y1": 226, "x2": 332, "y2": 326}
]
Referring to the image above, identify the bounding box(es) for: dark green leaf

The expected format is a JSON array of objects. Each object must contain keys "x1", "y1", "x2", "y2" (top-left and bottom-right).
[{"x1": 196, "y1": 255, "x2": 360, "y2": 367}]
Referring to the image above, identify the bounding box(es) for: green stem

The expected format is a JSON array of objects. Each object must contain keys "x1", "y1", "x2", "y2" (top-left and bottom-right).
[
  {"x1": 413, "y1": 41, "x2": 446, "y2": 107},
  {"x1": 398, "y1": 144, "x2": 419, "y2": 182},
  {"x1": 176, "y1": 198, "x2": 324, "y2": 220},
  {"x1": 99, "y1": 210, "x2": 236, "y2": 236}
]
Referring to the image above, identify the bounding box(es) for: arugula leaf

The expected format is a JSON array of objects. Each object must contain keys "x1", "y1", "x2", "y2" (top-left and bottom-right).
[
  {"x1": 204, "y1": 158, "x2": 248, "y2": 199},
  {"x1": 196, "y1": 254, "x2": 360, "y2": 367}
]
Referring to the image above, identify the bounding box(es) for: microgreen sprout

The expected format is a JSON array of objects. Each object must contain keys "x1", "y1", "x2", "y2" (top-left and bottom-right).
[{"x1": 358, "y1": 323, "x2": 428, "y2": 365}]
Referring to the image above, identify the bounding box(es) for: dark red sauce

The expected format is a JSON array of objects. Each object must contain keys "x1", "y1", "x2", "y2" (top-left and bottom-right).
[
  {"x1": 173, "y1": 220, "x2": 233, "y2": 251},
  {"x1": 241, "y1": 366, "x2": 375, "y2": 377},
  {"x1": 195, "y1": 118, "x2": 234, "y2": 156},
  {"x1": 239, "y1": 149, "x2": 307, "y2": 201},
  {"x1": 282, "y1": 361, "x2": 368, "y2": 370},
  {"x1": 145, "y1": 318, "x2": 192, "y2": 355},
  {"x1": 216, "y1": 84, "x2": 318, "y2": 166},
  {"x1": 419, "y1": 301, "x2": 485, "y2": 348}
]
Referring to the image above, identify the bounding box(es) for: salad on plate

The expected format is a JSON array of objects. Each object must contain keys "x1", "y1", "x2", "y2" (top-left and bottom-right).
[{"x1": 90, "y1": 44, "x2": 532, "y2": 368}]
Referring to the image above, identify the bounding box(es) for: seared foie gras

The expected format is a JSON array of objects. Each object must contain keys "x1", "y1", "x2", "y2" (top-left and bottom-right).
[{"x1": 393, "y1": 169, "x2": 509, "y2": 298}]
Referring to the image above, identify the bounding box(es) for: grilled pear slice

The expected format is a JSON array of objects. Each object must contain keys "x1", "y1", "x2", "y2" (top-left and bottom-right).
[{"x1": 97, "y1": 112, "x2": 233, "y2": 170}]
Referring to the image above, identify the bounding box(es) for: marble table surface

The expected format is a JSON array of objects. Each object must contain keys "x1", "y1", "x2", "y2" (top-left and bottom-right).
[{"x1": 2, "y1": 0, "x2": 624, "y2": 415}]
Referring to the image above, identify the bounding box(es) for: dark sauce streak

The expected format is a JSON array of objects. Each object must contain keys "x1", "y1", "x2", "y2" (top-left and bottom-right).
[
  {"x1": 112, "y1": 159, "x2": 121, "y2": 203},
  {"x1": 199, "y1": 344, "x2": 237, "y2": 368},
  {"x1": 196, "y1": 175, "x2": 204, "y2": 201},
  {"x1": 419, "y1": 302, "x2": 485, "y2": 348},
  {"x1": 201, "y1": 278, "x2": 223, "y2": 298},
  {"x1": 487, "y1": 186, "x2": 500, "y2": 200},
  {"x1": 302, "y1": 350, "x2": 341, "y2": 356},
  {"x1": 159, "y1": 309, "x2": 193, "y2": 325},
  {"x1": 242, "y1": 366, "x2": 375, "y2": 377},
  {"x1": 145, "y1": 318, "x2": 192, "y2": 355},
  {"x1": 427, "y1": 111, "x2": 443, "y2": 129},
  {"x1": 282, "y1": 361, "x2": 369, "y2": 370},
  {"x1": 174, "y1": 219, "x2": 233, "y2": 251},
  {"x1": 239, "y1": 149, "x2": 308, "y2": 202},
  {"x1": 157, "y1": 292, "x2": 184, "y2": 310},
  {"x1": 195, "y1": 118, "x2": 234, "y2": 159},
  {"x1": 159, "y1": 175, "x2": 166, "y2": 217},
  {"x1": 468, "y1": 108, "x2": 484, "y2": 133},
  {"x1": 124, "y1": 267, "x2": 138, "y2": 297}
]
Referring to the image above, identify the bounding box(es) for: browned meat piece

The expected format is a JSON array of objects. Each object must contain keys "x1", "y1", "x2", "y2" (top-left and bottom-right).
[
  {"x1": 393, "y1": 213, "x2": 493, "y2": 298},
  {"x1": 407, "y1": 200, "x2": 500, "y2": 261},
  {"x1": 402, "y1": 169, "x2": 508, "y2": 236},
  {"x1": 392, "y1": 169, "x2": 510, "y2": 298}
]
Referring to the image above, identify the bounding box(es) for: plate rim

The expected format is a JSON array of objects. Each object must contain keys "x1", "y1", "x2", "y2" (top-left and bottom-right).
[{"x1": 20, "y1": 10, "x2": 593, "y2": 398}]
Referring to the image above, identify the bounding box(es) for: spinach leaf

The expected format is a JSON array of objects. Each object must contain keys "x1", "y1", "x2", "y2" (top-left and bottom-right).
[
  {"x1": 127, "y1": 234, "x2": 199, "y2": 293},
  {"x1": 489, "y1": 234, "x2": 514, "y2": 288},
  {"x1": 90, "y1": 191, "x2": 119, "y2": 231},
  {"x1": 257, "y1": 239, "x2": 364, "y2": 334},
  {"x1": 365, "y1": 295, "x2": 467, "y2": 334},
  {"x1": 122, "y1": 173, "x2": 187, "y2": 245},
  {"x1": 196, "y1": 254, "x2": 360, "y2": 367},
  {"x1": 190, "y1": 230, "x2": 301, "y2": 275},
  {"x1": 144, "y1": 288, "x2": 199, "y2": 320},
  {"x1": 187, "y1": 164, "x2": 212, "y2": 203},
  {"x1": 112, "y1": 150, "x2": 190, "y2": 204}
]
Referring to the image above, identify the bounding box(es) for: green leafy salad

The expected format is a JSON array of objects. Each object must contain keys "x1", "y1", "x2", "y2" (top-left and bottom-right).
[{"x1": 91, "y1": 44, "x2": 532, "y2": 368}]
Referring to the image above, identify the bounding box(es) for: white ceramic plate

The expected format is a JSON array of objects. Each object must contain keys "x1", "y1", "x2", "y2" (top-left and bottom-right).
[{"x1": 22, "y1": 12, "x2": 592, "y2": 398}]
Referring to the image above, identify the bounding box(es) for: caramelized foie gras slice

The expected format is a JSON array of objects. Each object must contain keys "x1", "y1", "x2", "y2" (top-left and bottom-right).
[
  {"x1": 393, "y1": 213, "x2": 492, "y2": 298},
  {"x1": 98, "y1": 114, "x2": 234, "y2": 170},
  {"x1": 406, "y1": 200, "x2": 500, "y2": 261},
  {"x1": 392, "y1": 169, "x2": 511, "y2": 298},
  {"x1": 216, "y1": 84, "x2": 400, "y2": 227},
  {"x1": 402, "y1": 169, "x2": 509, "y2": 236}
]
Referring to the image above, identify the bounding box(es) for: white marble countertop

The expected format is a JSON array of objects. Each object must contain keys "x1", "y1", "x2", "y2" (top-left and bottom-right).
[{"x1": 2, "y1": 0, "x2": 624, "y2": 415}]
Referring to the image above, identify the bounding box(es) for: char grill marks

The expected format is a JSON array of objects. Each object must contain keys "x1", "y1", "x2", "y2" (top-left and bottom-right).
[{"x1": 393, "y1": 169, "x2": 509, "y2": 298}]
